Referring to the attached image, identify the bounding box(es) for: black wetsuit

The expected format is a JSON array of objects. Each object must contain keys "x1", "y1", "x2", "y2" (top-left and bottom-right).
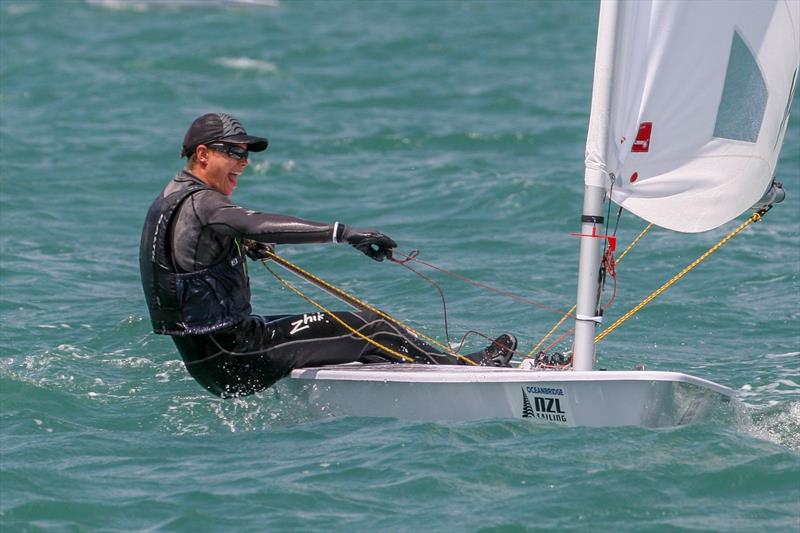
[{"x1": 147, "y1": 170, "x2": 462, "y2": 397}]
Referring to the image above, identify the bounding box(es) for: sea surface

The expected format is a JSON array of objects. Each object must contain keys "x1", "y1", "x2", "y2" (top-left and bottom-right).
[{"x1": 1, "y1": 1, "x2": 798, "y2": 531}]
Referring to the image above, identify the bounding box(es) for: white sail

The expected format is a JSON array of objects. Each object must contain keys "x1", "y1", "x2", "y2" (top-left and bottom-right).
[{"x1": 585, "y1": 0, "x2": 800, "y2": 233}]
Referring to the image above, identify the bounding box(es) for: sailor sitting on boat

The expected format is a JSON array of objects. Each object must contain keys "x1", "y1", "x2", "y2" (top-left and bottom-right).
[{"x1": 139, "y1": 113, "x2": 517, "y2": 397}]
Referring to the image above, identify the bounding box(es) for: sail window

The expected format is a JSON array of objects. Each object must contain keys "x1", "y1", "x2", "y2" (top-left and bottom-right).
[{"x1": 713, "y1": 30, "x2": 767, "y2": 143}]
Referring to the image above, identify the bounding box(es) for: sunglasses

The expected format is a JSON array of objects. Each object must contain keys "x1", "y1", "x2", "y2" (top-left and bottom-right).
[{"x1": 206, "y1": 142, "x2": 249, "y2": 161}]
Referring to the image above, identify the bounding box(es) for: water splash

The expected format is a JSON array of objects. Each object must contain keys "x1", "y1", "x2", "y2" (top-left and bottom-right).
[
  {"x1": 743, "y1": 401, "x2": 800, "y2": 451},
  {"x1": 158, "y1": 381, "x2": 323, "y2": 435}
]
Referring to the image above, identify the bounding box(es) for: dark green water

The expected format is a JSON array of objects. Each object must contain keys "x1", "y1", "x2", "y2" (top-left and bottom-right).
[{"x1": 1, "y1": 1, "x2": 798, "y2": 531}]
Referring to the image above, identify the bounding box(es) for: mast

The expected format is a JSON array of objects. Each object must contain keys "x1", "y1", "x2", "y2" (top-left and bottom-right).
[{"x1": 573, "y1": 0, "x2": 619, "y2": 371}]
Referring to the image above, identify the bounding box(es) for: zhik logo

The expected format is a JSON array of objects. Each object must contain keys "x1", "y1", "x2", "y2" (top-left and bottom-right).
[{"x1": 289, "y1": 312, "x2": 325, "y2": 336}]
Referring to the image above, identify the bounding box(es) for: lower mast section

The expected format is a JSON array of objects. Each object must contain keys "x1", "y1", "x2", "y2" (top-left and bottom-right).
[{"x1": 572, "y1": 183, "x2": 606, "y2": 371}]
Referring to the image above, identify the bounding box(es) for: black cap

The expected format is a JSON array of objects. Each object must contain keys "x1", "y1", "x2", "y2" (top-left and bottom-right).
[{"x1": 181, "y1": 113, "x2": 269, "y2": 158}]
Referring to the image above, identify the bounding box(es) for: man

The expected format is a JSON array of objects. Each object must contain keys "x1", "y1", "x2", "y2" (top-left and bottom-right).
[{"x1": 139, "y1": 112, "x2": 517, "y2": 397}]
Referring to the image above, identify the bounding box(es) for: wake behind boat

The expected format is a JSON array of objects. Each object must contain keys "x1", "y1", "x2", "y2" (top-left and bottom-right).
[{"x1": 288, "y1": 0, "x2": 798, "y2": 426}]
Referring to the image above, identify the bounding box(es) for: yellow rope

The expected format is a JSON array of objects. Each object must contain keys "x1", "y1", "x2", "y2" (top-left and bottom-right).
[
  {"x1": 260, "y1": 252, "x2": 478, "y2": 365},
  {"x1": 262, "y1": 263, "x2": 416, "y2": 362},
  {"x1": 526, "y1": 222, "x2": 654, "y2": 356},
  {"x1": 526, "y1": 306, "x2": 574, "y2": 356},
  {"x1": 616, "y1": 222, "x2": 653, "y2": 263},
  {"x1": 595, "y1": 210, "x2": 767, "y2": 343}
]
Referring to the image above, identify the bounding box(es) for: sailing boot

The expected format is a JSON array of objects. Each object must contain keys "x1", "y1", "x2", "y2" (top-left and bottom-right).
[{"x1": 466, "y1": 334, "x2": 518, "y2": 367}]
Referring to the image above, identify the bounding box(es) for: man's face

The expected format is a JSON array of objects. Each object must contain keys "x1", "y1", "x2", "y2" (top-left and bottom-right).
[{"x1": 196, "y1": 143, "x2": 249, "y2": 196}]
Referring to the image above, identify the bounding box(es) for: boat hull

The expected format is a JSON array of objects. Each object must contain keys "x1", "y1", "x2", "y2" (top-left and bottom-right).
[{"x1": 288, "y1": 365, "x2": 736, "y2": 427}]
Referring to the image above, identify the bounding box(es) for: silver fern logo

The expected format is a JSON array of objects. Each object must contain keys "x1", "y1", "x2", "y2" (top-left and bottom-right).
[
  {"x1": 219, "y1": 113, "x2": 246, "y2": 137},
  {"x1": 522, "y1": 388, "x2": 535, "y2": 418}
]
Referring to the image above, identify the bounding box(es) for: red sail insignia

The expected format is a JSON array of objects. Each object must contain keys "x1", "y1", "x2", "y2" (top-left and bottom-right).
[{"x1": 631, "y1": 122, "x2": 652, "y2": 152}]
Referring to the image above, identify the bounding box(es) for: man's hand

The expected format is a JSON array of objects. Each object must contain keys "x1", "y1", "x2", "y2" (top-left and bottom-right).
[
  {"x1": 241, "y1": 239, "x2": 275, "y2": 261},
  {"x1": 340, "y1": 226, "x2": 397, "y2": 262}
]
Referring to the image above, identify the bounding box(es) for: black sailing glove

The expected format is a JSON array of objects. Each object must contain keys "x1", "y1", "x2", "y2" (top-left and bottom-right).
[
  {"x1": 339, "y1": 225, "x2": 397, "y2": 262},
  {"x1": 241, "y1": 239, "x2": 275, "y2": 261}
]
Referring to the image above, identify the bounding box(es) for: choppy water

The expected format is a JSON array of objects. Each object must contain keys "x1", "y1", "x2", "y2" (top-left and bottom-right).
[{"x1": 1, "y1": 1, "x2": 798, "y2": 531}]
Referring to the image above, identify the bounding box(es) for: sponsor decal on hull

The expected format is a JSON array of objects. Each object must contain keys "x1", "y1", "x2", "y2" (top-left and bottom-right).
[{"x1": 521, "y1": 386, "x2": 568, "y2": 424}]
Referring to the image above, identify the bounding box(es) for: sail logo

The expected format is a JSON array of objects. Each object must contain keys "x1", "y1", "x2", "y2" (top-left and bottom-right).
[
  {"x1": 521, "y1": 388, "x2": 568, "y2": 423},
  {"x1": 631, "y1": 122, "x2": 653, "y2": 152}
]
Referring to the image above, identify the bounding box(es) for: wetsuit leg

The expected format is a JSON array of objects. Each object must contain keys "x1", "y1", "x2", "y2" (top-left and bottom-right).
[
  {"x1": 262, "y1": 310, "x2": 460, "y2": 368},
  {"x1": 171, "y1": 310, "x2": 460, "y2": 397}
]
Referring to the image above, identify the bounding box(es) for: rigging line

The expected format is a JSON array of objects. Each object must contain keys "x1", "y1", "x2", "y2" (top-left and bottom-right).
[
  {"x1": 389, "y1": 257, "x2": 453, "y2": 346},
  {"x1": 390, "y1": 252, "x2": 519, "y2": 360},
  {"x1": 526, "y1": 221, "x2": 655, "y2": 357},
  {"x1": 596, "y1": 178, "x2": 617, "y2": 310},
  {"x1": 390, "y1": 252, "x2": 529, "y2": 362},
  {"x1": 595, "y1": 208, "x2": 771, "y2": 344},
  {"x1": 617, "y1": 223, "x2": 653, "y2": 263},
  {"x1": 542, "y1": 326, "x2": 574, "y2": 356},
  {"x1": 611, "y1": 206, "x2": 624, "y2": 238},
  {"x1": 602, "y1": 177, "x2": 616, "y2": 256},
  {"x1": 597, "y1": 207, "x2": 623, "y2": 316},
  {"x1": 259, "y1": 251, "x2": 478, "y2": 365},
  {"x1": 526, "y1": 307, "x2": 575, "y2": 357},
  {"x1": 390, "y1": 250, "x2": 571, "y2": 316}
]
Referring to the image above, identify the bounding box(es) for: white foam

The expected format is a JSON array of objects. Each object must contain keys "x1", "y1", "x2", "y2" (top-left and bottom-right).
[
  {"x1": 86, "y1": 0, "x2": 150, "y2": 12},
  {"x1": 251, "y1": 161, "x2": 271, "y2": 174},
  {"x1": 5, "y1": 3, "x2": 39, "y2": 16},
  {"x1": 87, "y1": 0, "x2": 279, "y2": 11},
  {"x1": 765, "y1": 351, "x2": 800, "y2": 359},
  {"x1": 215, "y1": 57, "x2": 277, "y2": 73},
  {"x1": 745, "y1": 401, "x2": 800, "y2": 451}
]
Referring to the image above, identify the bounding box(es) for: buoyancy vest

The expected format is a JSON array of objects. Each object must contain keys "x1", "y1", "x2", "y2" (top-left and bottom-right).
[{"x1": 139, "y1": 182, "x2": 251, "y2": 336}]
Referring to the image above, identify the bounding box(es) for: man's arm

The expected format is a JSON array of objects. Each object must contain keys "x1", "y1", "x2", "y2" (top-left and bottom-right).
[
  {"x1": 199, "y1": 191, "x2": 338, "y2": 244},
  {"x1": 197, "y1": 191, "x2": 397, "y2": 261}
]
